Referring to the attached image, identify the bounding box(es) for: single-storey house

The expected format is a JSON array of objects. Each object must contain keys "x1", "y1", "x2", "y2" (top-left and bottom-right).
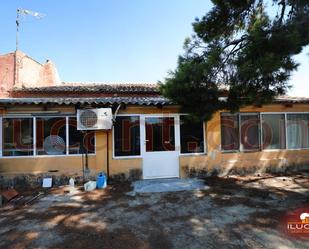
[{"x1": 0, "y1": 51, "x2": 308, "y2": 182}]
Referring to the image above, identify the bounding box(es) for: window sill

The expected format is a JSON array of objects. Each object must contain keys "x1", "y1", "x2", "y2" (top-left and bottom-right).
[
  {"x1": 221, "y1": 150, "x2": 261, "y2": 153},
  {"x1": 113, "y1": 155, "x2": 142, "y2": 160},
  {"x1": 221, "y1": 150, "x2": 240, "y2": 154},
  {"x1": 262, "y1": 149, "x2": 286, "y2": 152},
  {"x1": 179, "y1": 153, "x2": 207, "y2": 157},
  {"x1": 0, "y1": 154, "x2": 96, "y2": 159},
  {"x1": 285, "y1": 148, "x2": 309, "y2": 151},
  {"x1": 222, "y1": 148, "x2": 309, "y2": 153}
]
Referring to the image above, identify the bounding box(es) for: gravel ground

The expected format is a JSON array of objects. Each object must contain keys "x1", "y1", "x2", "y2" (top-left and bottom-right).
[{"x1": 0, "y1": 172, "x2": 308, "y2": 249}]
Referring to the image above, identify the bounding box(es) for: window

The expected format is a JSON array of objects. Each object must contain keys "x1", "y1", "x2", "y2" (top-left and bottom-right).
[
  {"x1": 221, "y1": 113, "x2": 260, "y2": 151},
  {"x1": 180, "y1": 116, "x2": 205, "y2": 154},
  {"x1": 68, "y1": 118, "x2": 95, "y2": 154},
  {"x1": 36, "y1": 117, "x2": 66, "y2": 155},
  {"x1": 221, "y1": 114, "x2": 239, "y2": 151},
  {"x1": 221, "y1": 112, "x2": 309, "y2": 151},
  {"x1": 114, "y1": 116, "x2": 140, "y2": 157},
  {"x1": 145, "y1": 117, "x2": 175, "y2": 152},
  {"x1": 240, "y1": 114, "x2": 260, "y2": 150},
  {"x1": 287, "y1": 114, "x2": 309, "y2": 149},
  {"x1": 262, "y1": 114, "x2": 286, "y2": 149},
  {"x1": 1, "y1": 116, "x2": 97, "y2": 157},
  {"x1": 2, "y1": 118, "x2": 33, "y2": 156}
]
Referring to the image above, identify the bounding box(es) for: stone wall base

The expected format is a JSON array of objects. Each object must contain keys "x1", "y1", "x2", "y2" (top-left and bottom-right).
[
  {"x1": 183, "y1": 163, "x2": 308, "y2": 178},
  {"x1": 0, "y1": 168, "x2": 142, "y2": 189},
  {"x1": 0, "y1": 174, "x2": 86, "y2": 190},
  {"x1": 1, "y1": 164, "x2": 307, "y2": 189}
]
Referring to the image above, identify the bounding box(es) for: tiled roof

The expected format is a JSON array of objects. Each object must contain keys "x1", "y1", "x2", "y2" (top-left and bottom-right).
[
  {"x1": 0, "y1": 96, "x2": 172, "y2": 106},
  {"x1": 216, "y1": 96, "x2": 309, "y2": 104},
  {"x1": 274, "y1": 96, "x2": 309, "y2": 103},
  {"x1": 1, "y1": 95, "x2": 308, "y2": 107},
  {"x1": 13, "y1": 83, "x2": 160, "y2": 94},
  {"x1": 3, "y1": 81, "x2": 309, "y2": 107}
]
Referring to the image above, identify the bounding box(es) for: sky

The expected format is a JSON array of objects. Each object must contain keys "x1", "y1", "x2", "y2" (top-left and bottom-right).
[{"x1": 0, "y1": 0, "x2": 308, "y2": 96}]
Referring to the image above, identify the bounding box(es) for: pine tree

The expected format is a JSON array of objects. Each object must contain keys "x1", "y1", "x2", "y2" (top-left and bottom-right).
[{"x1": 160, "y1": 0, "x2": 309, "y2": 121}]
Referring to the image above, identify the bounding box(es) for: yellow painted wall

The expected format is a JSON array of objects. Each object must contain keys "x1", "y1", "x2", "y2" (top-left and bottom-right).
[
  {"x1": 0, "y1": 155, "x2": 96, "y2": 175},
  {"x1": 1, "y1": 104, "x2": 309, "y2": 178},
  {"x1": 179, "y1": 104, "x2": 309, "y2": 176},
  {"x1": 0, "y1": 105, "x2": 179, "y2": 178}
]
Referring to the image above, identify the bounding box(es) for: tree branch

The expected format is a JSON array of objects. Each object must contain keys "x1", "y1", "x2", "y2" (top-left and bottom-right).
[
  {"x1": 278, "y1": 0, "x2": 286, "y2": 25},
  {"x1": 213, "y1": 40, "x2": 248, "y2": 78},
  {"x1": 222, "y1": 35, "x2": 248, "y2": 50}
]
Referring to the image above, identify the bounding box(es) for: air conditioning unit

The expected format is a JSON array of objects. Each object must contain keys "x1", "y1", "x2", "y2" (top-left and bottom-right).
[{"x1": 77, "y1": 108, "x2": 113, "y2": 130}]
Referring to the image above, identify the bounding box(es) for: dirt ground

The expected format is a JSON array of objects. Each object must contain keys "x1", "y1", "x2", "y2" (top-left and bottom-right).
[{"x1": 0, "y1": 172, "x2": 308, "y2": 249}]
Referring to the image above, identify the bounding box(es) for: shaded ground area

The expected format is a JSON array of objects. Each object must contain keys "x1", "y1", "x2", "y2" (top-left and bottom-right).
[{"x1": 0, "y1": 172, "x2": 308, "y2": 249}]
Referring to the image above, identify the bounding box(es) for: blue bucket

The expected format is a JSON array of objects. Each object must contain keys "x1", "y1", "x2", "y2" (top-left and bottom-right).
[{"x1": 96, "y1": 172, "x2": 107, "y2": 189}]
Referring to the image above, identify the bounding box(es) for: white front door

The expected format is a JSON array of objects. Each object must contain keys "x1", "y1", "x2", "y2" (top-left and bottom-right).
[{"x1": 141, "y1": 115, "x2": 180, "y2": 179}]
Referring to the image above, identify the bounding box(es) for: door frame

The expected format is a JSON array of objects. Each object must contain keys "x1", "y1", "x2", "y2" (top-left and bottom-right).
[{"x1": 140, "y1": 114, "x2": 180, "y2": 179}]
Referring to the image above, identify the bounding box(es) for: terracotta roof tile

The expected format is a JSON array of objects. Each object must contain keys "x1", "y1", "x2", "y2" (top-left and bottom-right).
[
  {"x1": 0, "y1": 96, "x2": 172, "y2": 106},
  {"x1": 13, "y1": 83, "x2": 160, "y2": 94}
]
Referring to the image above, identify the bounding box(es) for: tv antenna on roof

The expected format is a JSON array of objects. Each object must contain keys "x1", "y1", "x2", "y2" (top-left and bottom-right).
[{"x1": 16, "y1": 8, "x2": 45, "y2": 51}]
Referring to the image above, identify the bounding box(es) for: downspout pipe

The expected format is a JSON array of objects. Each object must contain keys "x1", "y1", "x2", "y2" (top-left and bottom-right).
[
  {"x1": 106, "y1": 103, "x2": 122, "y2": 182},
  {"x1": 106, "y1": 130, "x2": 110, "y2": 181},
  {"x1": 113, "y1": 103, "x2": 122, "y2": 123}
]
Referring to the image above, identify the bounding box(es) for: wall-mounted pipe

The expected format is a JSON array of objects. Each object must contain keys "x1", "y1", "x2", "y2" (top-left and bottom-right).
[{"x1": 106, "y1": 103, "x2": 122, "y2": 181}]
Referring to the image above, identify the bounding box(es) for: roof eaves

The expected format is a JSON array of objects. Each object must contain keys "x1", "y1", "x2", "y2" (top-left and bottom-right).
[
  {"x1": 12, "y1": 83, "x2": 160, "y2": 94},
  {"x1": 0, "y1": 97, "x2": 173, "y2": 106}
]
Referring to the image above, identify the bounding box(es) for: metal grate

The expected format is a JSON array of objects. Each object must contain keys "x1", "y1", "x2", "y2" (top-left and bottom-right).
[{"x1": 80, "y1": 110, "x2": 98, "y2": 128}]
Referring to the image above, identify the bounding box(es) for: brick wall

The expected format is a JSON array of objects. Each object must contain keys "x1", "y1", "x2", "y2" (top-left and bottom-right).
[
  {"x1": 0, "y1": 53, "x2": 15, "y2": 97},
  {"x1": 0, "y1": 50, "x2": 61, "y2": 97}
]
